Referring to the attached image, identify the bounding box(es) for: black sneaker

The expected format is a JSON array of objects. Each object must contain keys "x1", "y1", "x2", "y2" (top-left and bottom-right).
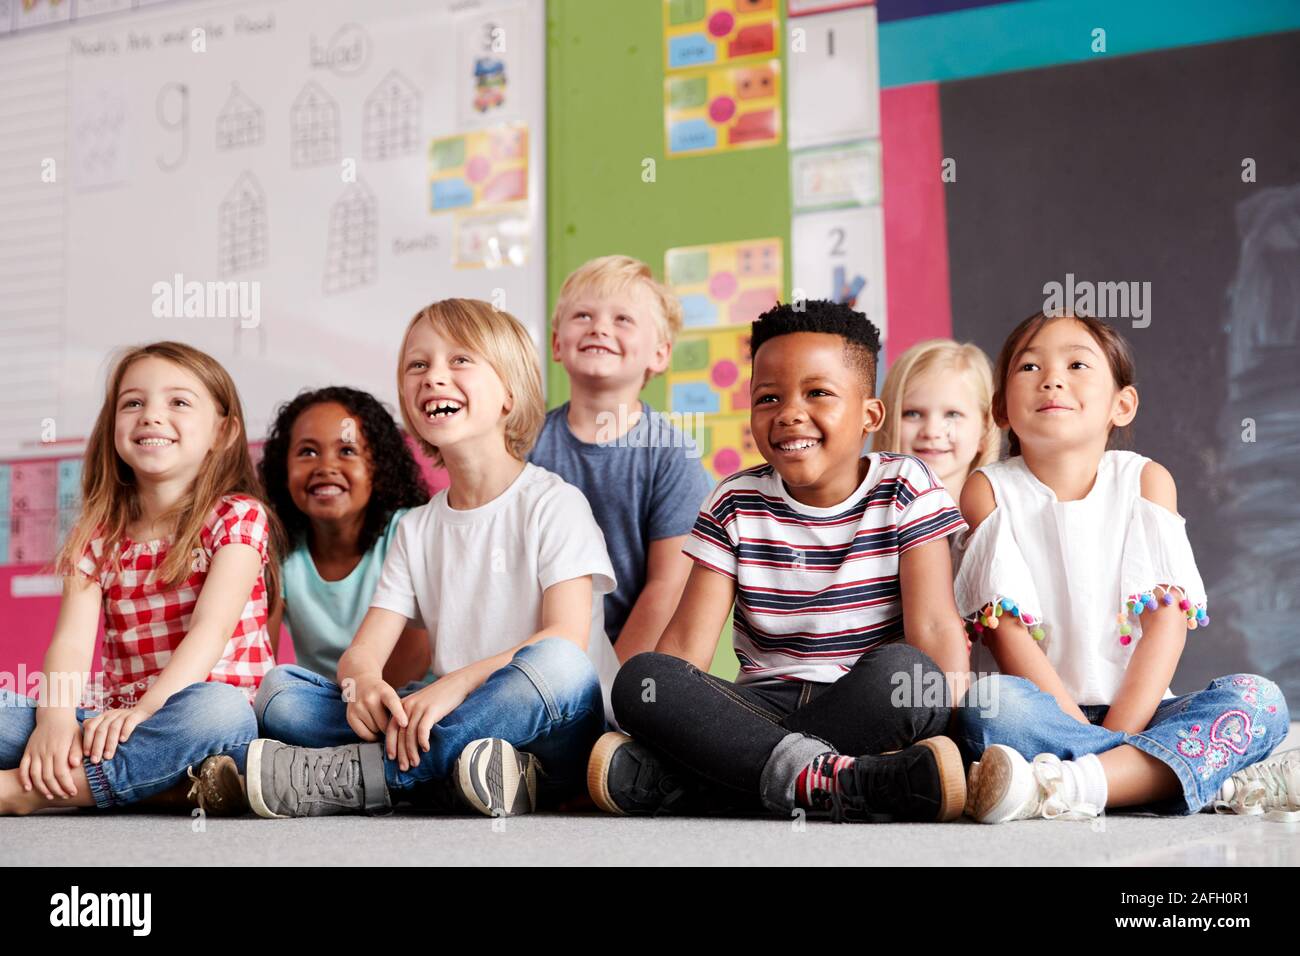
[
  {"x1": 247, "y1": 739, "x2": 391, "y2": 818},
  {"x1": 587, "y1": 732, "x2": 694, "y2": 816},
  {"x1": 808, "y1": 736, "x2": 966, "y2": 823}
]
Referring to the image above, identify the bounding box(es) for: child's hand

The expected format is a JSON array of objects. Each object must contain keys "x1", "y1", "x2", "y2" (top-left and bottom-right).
[
  {"x1": 346, "y1": 676, "x2": 406, "y2": 743},
  {"x1": 81, "y1": 705, "x2": 157, "y2": 764},
  {"x1": 396, "y1": 680, "x2": 469, "y2": 772},
  {"x1": 20, "y1": 710, "x2": 83, "y2": 800}
]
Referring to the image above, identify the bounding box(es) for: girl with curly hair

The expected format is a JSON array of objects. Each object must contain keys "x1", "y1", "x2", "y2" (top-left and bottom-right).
[{"x1": 256, "y1": 387, "x2": 431, "y2": 687}]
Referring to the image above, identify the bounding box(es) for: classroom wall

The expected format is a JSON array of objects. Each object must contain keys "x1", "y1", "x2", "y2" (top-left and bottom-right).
[
  {"x1": 5, "y1": 1, "x2": 1297, "y2": 700},
  {"x1": 542, "y1": 0, "x2": 1300, "y2": 693},
  {"x1": 865, "y1": 0, "x2": 1300, "y2": 699},
  {"x1": 544, "y1": 0, "x2": 793, "y2": 414}
]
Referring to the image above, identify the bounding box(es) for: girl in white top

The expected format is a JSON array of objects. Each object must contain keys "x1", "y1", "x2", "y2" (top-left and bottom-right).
[
  {"x1": 956, "y1": 312, "x2": 1293, "y2": 822},
  {"x1": 247, "y1": 299, "x2": 617, "y2": 821}
]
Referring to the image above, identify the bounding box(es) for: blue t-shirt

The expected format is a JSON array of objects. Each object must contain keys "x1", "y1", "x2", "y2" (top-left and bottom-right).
[
  {"x1": 529, "y1": 402, "x2": 713, "y2": 644},
  {"x1": 281, "y1": 508, "x2": 409, "y2": 679}
]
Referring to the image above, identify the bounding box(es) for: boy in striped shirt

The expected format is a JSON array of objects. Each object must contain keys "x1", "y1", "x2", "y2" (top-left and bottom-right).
[{"x1": 589, "y1": 300, "x2": 972, "y2": 822}]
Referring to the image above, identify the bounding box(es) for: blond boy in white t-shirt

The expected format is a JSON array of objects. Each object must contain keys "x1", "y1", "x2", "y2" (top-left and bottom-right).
[{"x1": 249, "y1": 299, "x2": 616, "y2": 819}]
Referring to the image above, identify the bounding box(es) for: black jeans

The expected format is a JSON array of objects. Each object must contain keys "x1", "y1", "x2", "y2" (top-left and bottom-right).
[{"x1": 611, "y1": 642, "x2": 952, "y2": 814}]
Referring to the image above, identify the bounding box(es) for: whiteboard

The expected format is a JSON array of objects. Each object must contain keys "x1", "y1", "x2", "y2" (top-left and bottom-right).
[{"x1": 0, "y1": 0, "x2": 546, "y2": 457}]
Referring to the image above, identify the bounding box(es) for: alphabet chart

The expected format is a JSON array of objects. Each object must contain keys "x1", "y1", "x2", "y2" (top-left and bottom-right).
[
  {"x1": 429, "y1": 123, "x2": 529, "y2": 213},
  {"x1": 0, "y1": 456, "x2": 83, "y2": 566},
  {"x1": 665, "y1": 59, "x2": 781, "y2": 155},
  {"x1": 663, "y1": 0, "x2": 780, "y2": 71},
  {"x1": 665, "y1": 237, "x2": 783, "y2": 328},
  {"x1": 694, "y1": 416, "x2": 764, "y2": 484},
  {"x1": 664, "y1": 243, "x2": 777, "y2": 482},
  {"x1": 667, "y1": 324, "x2": 753, "y2": 417}
]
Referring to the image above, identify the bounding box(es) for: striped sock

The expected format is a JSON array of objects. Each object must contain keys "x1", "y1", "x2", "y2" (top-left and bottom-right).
[{"x1": 796, "y1": 753, "x2": 854, "y2": 808}]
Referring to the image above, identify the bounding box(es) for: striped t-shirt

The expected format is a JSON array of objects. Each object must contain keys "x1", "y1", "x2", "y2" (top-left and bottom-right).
[{"x1": 684, "y1": 452, "x2": 967, "y2": 685}]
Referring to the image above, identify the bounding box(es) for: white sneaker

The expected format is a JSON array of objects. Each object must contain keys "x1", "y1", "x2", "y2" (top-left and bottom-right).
[
  {"x1": 1213, "y1": 749, "x2": 1300, "y2": 820},
  {"x1": 970, "y1": 744, "x2": 1102, "y2": 824}
]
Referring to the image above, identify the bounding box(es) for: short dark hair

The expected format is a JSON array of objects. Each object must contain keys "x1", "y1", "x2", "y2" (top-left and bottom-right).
[{"x1": 750, "y1": 299, "x2": 882, "y2": 393}]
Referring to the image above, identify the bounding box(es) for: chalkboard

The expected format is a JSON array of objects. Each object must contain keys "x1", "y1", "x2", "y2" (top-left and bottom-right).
[{"x1": 940, "y1": 30, "x2": 1300, "y2": 699}]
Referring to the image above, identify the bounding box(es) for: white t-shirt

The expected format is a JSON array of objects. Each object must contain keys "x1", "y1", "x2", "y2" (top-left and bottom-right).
[
  {"x1": 954, "y1": 451, "x2": 1208, "y2": 705},
  {"x1": 370, "y1": 462, "x2": 619, "y2": 725}
]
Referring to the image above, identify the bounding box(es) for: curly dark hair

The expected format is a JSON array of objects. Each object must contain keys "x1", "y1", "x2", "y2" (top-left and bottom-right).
[
  {"x1": 751, "y1": 299, "x2": 882, "y2": 394},
  {"x1": 259, "y1": 386, "x2": 429, "y2": 555}
]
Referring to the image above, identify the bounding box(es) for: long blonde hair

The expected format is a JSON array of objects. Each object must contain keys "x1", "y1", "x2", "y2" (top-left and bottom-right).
[
  {"x1": 872, "y1": 338, "x2": 1000, "y2": 476},
  {"x1": 56, "y1": 342, "x2": 283, "y2": 609},
  {"x1": 398, "y1": 299, "x2": 545, "y2": 467}
]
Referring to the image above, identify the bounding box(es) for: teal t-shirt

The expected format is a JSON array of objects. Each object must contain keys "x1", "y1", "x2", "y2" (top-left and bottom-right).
[{"x1": 281, "y1": 508, "x2": 409, "y2": 680}]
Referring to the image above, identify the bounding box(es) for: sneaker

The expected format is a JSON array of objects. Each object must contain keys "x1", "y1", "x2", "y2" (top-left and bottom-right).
[
  {"x1": 246, "y1": 739, "x2": 391, "y2": 819},
  {"x1": 587, "y1": 731, "x2": 691, "y2": 816},
  {"x1": 963, "y1": 760, "x2": 981, "y2": 818},
  {"x1": 1213, "y1": 749, "x2": 1300, "y2": 820},
  {"x1": 453, "y1": 738, "x2": 540, "y2": 818},
  {"x1": 186, "y1": 755, "x2": 249, "y2": 817},
  {"x1": 807, "y1": 736, "x2": 967, "y2": 823},
  {"x1": 969, "y1": 744, "x2": 1101, "y2": 824}
]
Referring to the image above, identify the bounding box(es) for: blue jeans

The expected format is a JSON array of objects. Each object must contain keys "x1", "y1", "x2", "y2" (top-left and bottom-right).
[
  {"x1": 254, "y1": 637, "x2": 605, "y2": 807},
  {"x1": 0, "y1": 682, "x2": 257, "y2": 809},
  {"x1": 957, "y1": 673, "x2": 1291, "y2": 814}
]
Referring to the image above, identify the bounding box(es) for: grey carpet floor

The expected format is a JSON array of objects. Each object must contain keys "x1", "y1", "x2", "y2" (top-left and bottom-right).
[
  {"x1": 5, "y1": 807, "x2": 1299, "y2": 866},
  {"x1": 7, "y1": 725, "x2": 1298, "y2": 867}
]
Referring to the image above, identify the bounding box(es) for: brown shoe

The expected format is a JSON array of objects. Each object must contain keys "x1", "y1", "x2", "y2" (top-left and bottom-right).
[{"x1": 186, "y1": 755, "x2": 250, "y2": 817}]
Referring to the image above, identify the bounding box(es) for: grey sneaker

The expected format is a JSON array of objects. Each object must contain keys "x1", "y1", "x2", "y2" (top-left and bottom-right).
[
  {"x1": 453, "y1": 738, "x2": 540, "y2": 817},
  {"x1": 246, "y1": 739, "x2": 391, "y2": 819}
]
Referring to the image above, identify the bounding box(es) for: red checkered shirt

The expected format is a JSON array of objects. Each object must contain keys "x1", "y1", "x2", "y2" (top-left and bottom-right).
[{"x1": 76, "y1": 494, "x2": 273, "y2": 711}]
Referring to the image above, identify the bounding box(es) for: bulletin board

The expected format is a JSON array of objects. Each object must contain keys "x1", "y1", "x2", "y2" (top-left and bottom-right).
[
  {"x1": 546, "y1": 0, "x2": 887, "y2": 477},
  {"x1": 546, "y1": 0, "x2": 886, "y2": 676}
]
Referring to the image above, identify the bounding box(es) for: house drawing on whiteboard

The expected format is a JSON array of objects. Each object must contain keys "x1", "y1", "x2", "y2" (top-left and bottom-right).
[
  {"x1": 324, "y1": 180, "x2": 377, "y2": 294},
  {"x1": 218, "y1": 172, "x2": 267, "y2": 276},
  {"x1": 363, "y1": 70, "x2": 421, "y2": 161},
  {"x1": 290, "y1": 81, "x2": 340, "y2": 167},
  {"x1": 72, "y1": 89, "x2": 128, "y2": 189},
  {"x1": 216, "y1": 84, "x2": 264, "y2": 150}
]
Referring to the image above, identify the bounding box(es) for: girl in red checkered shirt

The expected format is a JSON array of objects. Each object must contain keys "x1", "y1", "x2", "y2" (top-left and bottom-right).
[{"x1": 0, "y1": 342, "x2": 283, "y2": 816}]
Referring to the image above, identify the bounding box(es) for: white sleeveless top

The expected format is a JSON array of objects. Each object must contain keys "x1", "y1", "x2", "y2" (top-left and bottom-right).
[{"x1": 953, "y1": 451, "x2": 1208, "y2": 705}]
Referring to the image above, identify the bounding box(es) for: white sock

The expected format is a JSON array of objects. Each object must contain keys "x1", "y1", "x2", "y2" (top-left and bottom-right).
[{"x1": 1069, "y1": 754, "x2": 1109, "y2": 809}]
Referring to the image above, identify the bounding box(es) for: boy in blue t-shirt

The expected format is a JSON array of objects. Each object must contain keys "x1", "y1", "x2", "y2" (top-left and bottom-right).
[{"x1": 530, "y1": 255, "x2": 712, "y2": 664}]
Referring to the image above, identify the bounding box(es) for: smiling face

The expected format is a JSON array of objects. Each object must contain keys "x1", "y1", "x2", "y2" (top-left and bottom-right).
[
  {"x1": 113, "y1": 356, "x2": 227, "y2": 486},
  {"x1": 402, "y1": 318, "x2": 513, "y2": 461},
  {"x1": 551, "y1": 281, "x2": 671, "y2": 393},
  {"x1": 750, "y1": 332, "x2": 884, "y2": 508},
  {"x1": 286, "y1": 401, "x2": 373, "y2": 529},
  {"x1": 1001, "y1": 317, "x2": 1137, "y2": 455},
  {"x1": 897, "y1": 370, "x2": 986, "y2": 487}
]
